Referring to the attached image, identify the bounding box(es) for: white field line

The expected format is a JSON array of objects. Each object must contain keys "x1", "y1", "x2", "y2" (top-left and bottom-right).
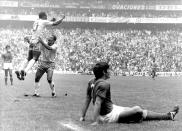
[{"x1": 58, "y1": 121, "x2": 89, "y2": 131}]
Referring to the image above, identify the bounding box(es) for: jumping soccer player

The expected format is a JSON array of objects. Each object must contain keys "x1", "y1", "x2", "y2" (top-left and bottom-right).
[
  {"x1": 15, "y1": 12, "x2": 65, "y2": 80},
  {"x1": 15, "y1": 35, "x2": 41, "y2": 80},
  {"x1": 80, "y1": 62, "x2": 179, "y2": 125},
  {"x1": 33, "y1": 35, "x2": 58, "y2": 97},
  {"x1": 1, "y1": 45, "x2": 13, "y2": 85}
]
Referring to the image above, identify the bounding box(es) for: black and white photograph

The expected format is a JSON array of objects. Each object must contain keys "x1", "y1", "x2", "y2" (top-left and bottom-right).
[{"x1": 0, "y1": 0, "x2": 182, "y2": 130}]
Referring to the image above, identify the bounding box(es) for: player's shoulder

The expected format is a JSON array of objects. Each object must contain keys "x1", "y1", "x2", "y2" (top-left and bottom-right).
[
  {"x1": 88, "y1": 77, "x2": 96, "y2": 85},
  {"x1": 96, "y1": 79, "x2": 110, "y2": 89}
]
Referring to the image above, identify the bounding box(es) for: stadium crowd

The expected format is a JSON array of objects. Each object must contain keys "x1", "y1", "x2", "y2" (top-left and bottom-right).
[
  {"x1": 0, "y1": 7, "x2": 181, "y2": 18},
  {"x1": 0, "y1": 27, "x2": 182, "y2": 74}
]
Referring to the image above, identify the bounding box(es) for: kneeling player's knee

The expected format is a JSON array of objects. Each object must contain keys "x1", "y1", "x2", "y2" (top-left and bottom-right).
[{"x1": 47, "y1": 79, "x2": 52, "y2": 84}]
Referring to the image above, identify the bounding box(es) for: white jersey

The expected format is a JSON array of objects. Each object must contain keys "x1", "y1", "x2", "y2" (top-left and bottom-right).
[
  {"x1": 33, "y1": 19, "x2": 54, "y2": 33},
  {"x1": 32, "y1": 19, "x2": 54, "y2": 43}
]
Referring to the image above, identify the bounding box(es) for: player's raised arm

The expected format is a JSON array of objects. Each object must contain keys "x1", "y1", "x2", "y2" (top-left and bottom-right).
[{"x1": 52, "y1": 15, "x2": 65, "y2": 26}]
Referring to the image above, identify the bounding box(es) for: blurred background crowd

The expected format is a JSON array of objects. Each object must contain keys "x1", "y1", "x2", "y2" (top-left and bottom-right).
[
  {"x1": 0, "y1": 0, "x2": 182, "y2": 75},
  {"x1": 0, "y1": 27, "x2": 181, "y2": 74}
]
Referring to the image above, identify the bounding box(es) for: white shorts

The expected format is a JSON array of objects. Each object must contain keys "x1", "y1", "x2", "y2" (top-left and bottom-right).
[
  {"x1": 99, "y1": 105, "x2": 125, "y2": 123},
  {"x1": 99, "y1": 105, "x2": 148, "y2": 123},
  {"x1": 3, "y1": 63, "x2": 13, "y2": 70}
]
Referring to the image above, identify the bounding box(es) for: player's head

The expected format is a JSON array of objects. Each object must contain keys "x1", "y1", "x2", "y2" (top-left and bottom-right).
[
  {"x1": 93, "y1": 62, "x2": 110, "y2": 80},
  {"x1": 48, "y1": 35, "x2": 57, "y2": 46},
  {"x1": 38, "y1": 12, "x2": 47, "y2": 20},
  {"x1": 5, "y1": 45, "x2": 10, "y2": 52},
  {"x1": 51, "y1": 18, "x2": 56, "y2": 22}
]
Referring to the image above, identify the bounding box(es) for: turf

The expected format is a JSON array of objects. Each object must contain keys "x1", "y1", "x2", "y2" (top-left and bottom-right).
[{"x1": 1, "y1": 73, "x2": 182, "y2": 131}]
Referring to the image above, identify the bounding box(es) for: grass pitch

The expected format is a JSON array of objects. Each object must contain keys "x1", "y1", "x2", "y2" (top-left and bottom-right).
[{"x1": 1, "y1": 73, "x2": 182, "y2": 131}]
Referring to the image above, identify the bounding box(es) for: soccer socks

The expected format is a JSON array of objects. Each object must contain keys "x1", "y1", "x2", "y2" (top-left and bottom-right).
[
  {"x1": 5, "y1": 77, "x2": 8, "y2": 85},
  {"x1": 10, "y1": 77, "x2": 13, "y2": 85},
  {"x1": 49, "y1": 82, "x2": 55, "y2": 93},
  {"x1": 144, "y1": 106, "x2": 179, "y2": 121},
  {"x1": 144, "y1": 110, "x2": 171, "y2": 120},
  {"x1": 49, "y1": 82, "x2": 56, "y2": 97},
  {"x1": 34, "y1": 82, "x2": 40, "y2": 95}
]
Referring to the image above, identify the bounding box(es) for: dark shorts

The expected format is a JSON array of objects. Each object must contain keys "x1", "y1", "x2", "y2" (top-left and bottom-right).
[
  {"x1": 27, "y1": 50, "x2": 41, "y2": 61},
  {"x1": 35, "y1": 61, "x2": 55, "y2": 82}
]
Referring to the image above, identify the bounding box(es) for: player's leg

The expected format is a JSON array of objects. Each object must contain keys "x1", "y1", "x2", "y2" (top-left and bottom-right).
[
  {"x1": 118, "y1": 106, "x2": 144, "y2": 123},
  {"x1": 15, "y1": 50, "x2": 32, "y2": 80},
  {"x1": 46, "y1": 68, "x2": 56, "y2": 97},
  {"x1": 4, "y1": 69, "x2": 8, "y2": 86},
  {"x1": 34, "y1": 67, "x2": 45, "y2": 97},
  {"x1": 22, "y1": 50, "x2": 41, "y2": 80},
  {"x1": 9, "y1": 69, "x2": 13, "y2": 85},
  {"x1": 21, "y1": 59, "x2": 35, "y2": 78},
  {"x1": 144, "y1": 105, "x2": 179, "y2": 121}
]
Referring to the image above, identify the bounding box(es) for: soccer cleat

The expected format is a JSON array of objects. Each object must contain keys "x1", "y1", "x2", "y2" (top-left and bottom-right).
[
  {"x1": 20, "y1": 70, "x2": 26, "y2": 80},
  {"x1": 32, "y1": 93, "x2": 40, "y2": 97},
  {"x1": 168, "y1": 105, "x2": 179, "y2": 120},
  {"x1": 52, "y1": 92, "x2": 56, "y2": 98},
  {"x1": 15, "y1": 71, "x2": 21, "y2": 80}
]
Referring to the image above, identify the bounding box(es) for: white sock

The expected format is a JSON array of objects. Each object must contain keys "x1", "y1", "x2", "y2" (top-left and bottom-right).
[
  {"x1": 35, "y1": 82, "x2": 40, "y2": 95},
  {"x1": 49, "y1": 82, "x2": 55, "y2": 93}
]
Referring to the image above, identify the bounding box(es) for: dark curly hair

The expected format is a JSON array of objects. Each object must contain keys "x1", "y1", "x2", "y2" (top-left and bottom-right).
[{"x1": 93, "y1": 62, "x2": 109, "y2": 80}]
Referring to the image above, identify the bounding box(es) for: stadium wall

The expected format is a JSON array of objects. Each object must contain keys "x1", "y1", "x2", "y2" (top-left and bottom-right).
[{"x1": 0, "y1": 20, "x2": 181, "y2": 30}]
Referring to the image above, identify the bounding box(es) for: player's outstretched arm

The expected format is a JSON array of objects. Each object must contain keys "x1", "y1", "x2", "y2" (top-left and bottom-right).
[
  {"x1": 80, "y1": 95, "x2": 92, "y2": 121},
  {"x1": 52, "y1": 15, "x2": 65, "y2": 26},
  {"x1": 39, "y1": 37, "x2": 57, "y2": 50},
  {"x1": 91, "y1": 97, "x2": 102, "y2": 125}
]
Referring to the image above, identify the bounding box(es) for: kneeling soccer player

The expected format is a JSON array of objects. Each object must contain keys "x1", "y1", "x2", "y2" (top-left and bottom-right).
[
  {"x1": 33, "y1": 35, "x2": 58, "y2": 97},
  {"x1": 80, "y1": 62, "x2": 179, "y2": 125}
]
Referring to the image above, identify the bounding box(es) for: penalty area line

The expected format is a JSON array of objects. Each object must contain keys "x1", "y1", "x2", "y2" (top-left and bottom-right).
[{"x1": 58, "y1": 121, "x2": 89, "y2": 131}]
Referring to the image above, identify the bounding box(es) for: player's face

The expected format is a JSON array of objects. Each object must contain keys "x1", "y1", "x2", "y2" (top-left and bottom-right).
[
  {"x1": 104, "y1": 68, "x2": 111, "y2": 79},
  {"x1": 48, "y1": 37, "x2": 55, "y2": 46}
]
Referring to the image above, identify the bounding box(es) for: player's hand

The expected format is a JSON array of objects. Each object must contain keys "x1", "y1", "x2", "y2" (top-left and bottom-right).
[
  {"x1": 24, "y1": 36, "x2": 29, "y2": 43},
  {"x1": 79, "y1": 117, "x2": 85, "y2": 121},
  {"x1": 91, "y1": 121, "x2": 99, "y2": 126},
  {"x1": 62, "y1": 15, "x2": 65, "y2": 19}
]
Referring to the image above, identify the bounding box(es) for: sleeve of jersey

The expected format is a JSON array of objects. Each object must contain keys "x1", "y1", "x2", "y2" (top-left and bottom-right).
[
  {"x1": 96, "y1": 83, "x2": 108, "y2": 99},
  {"x1": 44, "y1": 20, "x2": 54, "y2": 26},
  {"x1": 86, "y1": 82, "x2": 92, "y2": 97},
  {"x1": 33, "y1": 21, "x2": 38, "y2": 31}
]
